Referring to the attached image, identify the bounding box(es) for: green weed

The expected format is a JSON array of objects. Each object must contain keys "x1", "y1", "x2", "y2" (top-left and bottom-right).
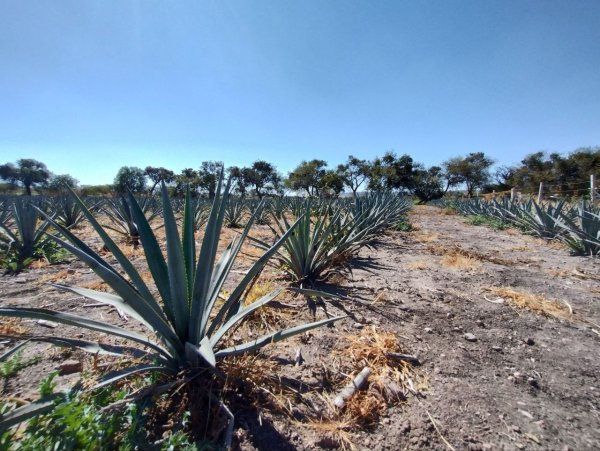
[
  {"x1": 466, "y1": 215, "x2": 508, "y2": 230},
  {"x1": 393, "y1": 217, "x2": 413, "y2": 232}
]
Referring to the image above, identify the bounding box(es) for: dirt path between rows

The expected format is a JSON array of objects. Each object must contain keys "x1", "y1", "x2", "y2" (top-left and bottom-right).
[
  {"x1": 1, "y1": 205, "x2": 599, "y2": 450},
  {"x1": 323, "y1": 205, "x2": 600, "y2": 450}
]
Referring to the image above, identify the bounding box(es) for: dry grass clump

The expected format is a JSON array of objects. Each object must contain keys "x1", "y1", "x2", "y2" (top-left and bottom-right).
[
  {"x1": 509, "y1": 245, "x2": 529, "y2": 252},
  {"x1": 0, "y1": 318, "x2": 27, "y2": 335},
  {"x1": 79, "y1": 279, "x2": 111, "y2": 292},
  {"x1": 221, "y1": 354, "x2": 283, "y2": 396},
  {"x1": 412, "y1": 231, "x2": 440, "y2": 243},
  {"x1": 440, "y1": 252, "x2": 481, "y2": 271},
  {"x1": 36, "y1": 269, "x2": 73, "y2": 284},
  {"x1": 220, "y1": 353, "x2": 302, "y2": 421},
  {"x1": 545, "y1": 267, "x2": 600, "y2": 281},
  {"x1": 487, "y1": 287, "x2": 572, "y2": 320},
  {"x1": 504, "y1": 228, "x2": 522, "y2": 236},
  {"x1": 441, "y1": 208, "x2": 456, "y2": 216},
  {"x1": 406, "y1": 259, "x2": 432, "y2": 270},
  {"x1": 428, "y1": 244, "x2": 515, "y2": 266},
  {"x1": 119, "y1": 245, "x2": 144, "y2": 258},
  {"x1": 342, "y1": 327, "x2": 425, "y2": 400},
  {"x1": 29, "y1": 259, "x2": 51, "y2": 270},
  {"x1": 311, "y1": 327, "x2": 424, "y2": 448},
  {"x1": 412, "y1": 205, "x2": 439, "y2": 216}
]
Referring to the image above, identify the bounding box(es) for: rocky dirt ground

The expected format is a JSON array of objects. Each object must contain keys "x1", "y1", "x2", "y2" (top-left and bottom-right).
[{"x1": 1, "y1": 205, "x2": 599, "y2": 450}]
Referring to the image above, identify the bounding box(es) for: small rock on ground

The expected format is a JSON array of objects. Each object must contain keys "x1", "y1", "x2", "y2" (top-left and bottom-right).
[{"x1": 464, "y1": 333, "x2": 477, "y2": 342}]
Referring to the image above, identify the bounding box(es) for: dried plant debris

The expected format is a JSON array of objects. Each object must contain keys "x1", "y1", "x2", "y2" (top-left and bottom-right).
[
  {"x1": 0, "y1": 318, "x2": 27, "y2": 335},
  {"x1": 405, "y1": 259, "x2": 432, "y2": 270},
  {"x1": 412, "y1": 231, "x2": 440, "y2": 243},
  {"x1": 308, "y1": 327, "x2": 425, "y2": 449},
  {"x1": 486, "y1": 287, "x2": 572, "y2": 320},
  {"x1": 440, "y1": 252, "x2": 481, "y2": 271},
  {"x1": 427, "y1": 243, "x2": 517, "y2": 266}
]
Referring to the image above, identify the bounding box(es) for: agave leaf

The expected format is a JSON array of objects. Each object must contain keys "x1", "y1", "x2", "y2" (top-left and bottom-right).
[
  {"x1": 188, "y1": 173, "x2": 230, "y2": 344},
  {"x1": 209, "y1": 288, "x2": 283, "y2": 346},
  {"x1": 52, "y1": 284, "x2": 151, "y2": 328},
  {"x1": 59, "y1": 189, "x2": 162, "y2": 313},
  {"x1": 0, "y1": 394, "x2": 64, "y2": 433},
  {"x1": 44, "y1": 233, "x2": 181, "y2": 353},
  {"x1": 127, "y1": 191, "x2": 174, "y2": 324},
  {"x1": 6, "y1": 335, "x2": 148, "y2": 358},
  {"x1": 286, "y1": 287, "x2": 340, "y2": 299},
  {"x1": 161, "y1": 183, "x2": 190, "y2": 339},
  {"x1": 0, "y1": 307, "x2": 170, "y2": 358},
  {"x1": 206, "y1": 238, "x2": 240, "y2": 312},
  {"x1": 93, "y1": 364, "x2": 171, "y2": 390},
  {"x1": 39, "y1": 205, "x2": 169, "y2": 324},
  {"x1": 206, "y1": 215, "x2": 304, "y2": 337},
  {"x1": 215, "y1": 316, "x2": 345, "y2": 358},
  {"x1": 186, "y1": 336, "x2": 216, "y2": 368},
  {"x1": 182, "y1": 187, "x2": 196, "y2": 298},
  {"x1": 204, "y1": 200, "x2": 267, "y2": 325},
  {"x1": 0, "y1": 340, "x2": 30, "y2": 362}
]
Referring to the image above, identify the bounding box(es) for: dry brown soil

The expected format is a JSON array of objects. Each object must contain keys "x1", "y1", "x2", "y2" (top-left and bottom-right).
[{"x1": 1, "y1": 205, "x2": 599, "y2": 450}]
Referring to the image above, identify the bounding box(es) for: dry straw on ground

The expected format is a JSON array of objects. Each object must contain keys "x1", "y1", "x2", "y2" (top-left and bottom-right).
[
  {"x1": 311, "y1": 327, "x2": 425, "y2": 449},
  {"x1": 428, "y1": 243, "x2": 515, "y2": 266},
  {"x1": 405, "y1": 259, "x2": 433, "y2": 270},
  {"x1": 487, "y1": 287, "x2": 572, "y2": 320},
  {"x1": 440, "y1": 252, "x2": 481, "y2": 271},
  {"x1": 412, "y1": 231, "x2": 440, "y2": 243},
  {"x1": 0, "y1": 318, "x2": 26, "y2": 335}
]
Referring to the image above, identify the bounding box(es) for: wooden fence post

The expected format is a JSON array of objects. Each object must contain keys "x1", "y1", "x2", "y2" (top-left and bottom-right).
[
  {"x1": 510, "y1": 188, "x2": 516, "y2": 201},
  {"x1": 537, "y1": 182, "x2": 544, "y2": 203},
  {"x1": 592, "y1": 174, "x2": 597, "y2": 205}
]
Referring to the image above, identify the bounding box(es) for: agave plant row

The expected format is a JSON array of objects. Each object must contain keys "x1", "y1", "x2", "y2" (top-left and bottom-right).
[
  {"x1": 0, "y1": 182, "x2": 409, "y2": 436},
  {"x1": 254, "y1": 193, "x2": 412, "y2": 284},
  {"x1": 0, "y1": 194, "x2": 411, "y2": 272},
  {"x1": 0, "y1": 182, "x2": 412, "y2": 441},
  {"x1": 443, "y1": 197, "x2": 600, "y2": 256}
]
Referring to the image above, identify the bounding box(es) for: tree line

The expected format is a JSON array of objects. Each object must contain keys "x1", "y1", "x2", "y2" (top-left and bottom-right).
[{"x1": 1, "y1": 146, "x2": 598, "y2": 201}]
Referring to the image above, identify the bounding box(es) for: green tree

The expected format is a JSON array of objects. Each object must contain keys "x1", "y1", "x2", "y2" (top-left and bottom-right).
[
  {"x1": 144, "y1": 166, "x2": 175, "y2": 195},
  {"x1": 0, "y1": 159, "x2": 51, "y2": 195},
  {"x1": 227, "y1": 166, "x2": 247, "y2": 197},
  {"x1": 197, "y1": 161, "x2": 223, "y2": 199},
  {"x1": 174, "y1": 168, "x2": 200, "y2": 197},
  {"x1": 287, "y1": 159, "x2": 328, "y2": 196},
  {"x1": 567, "y1": 147, "x2": 600, "y2": 177},
  {"x1": 242, "y1": 160, "x2": 281, "y2": 198},
  {"x1": 46, "y1": 174, "x2": 79, "y2": 194},
  {"x1": 412, "y1": 165, "x2": 444, "y2": 203},
  {"x1": 338, "y1": 156, "x2": 369, "y2": 197},
  {"x1": 320, "y1": 170, "x2": 345, "y2": 197},
  {"x1": 487, "y1": 165, "x2": 515, "y2": 192},
  {"x1": 366, "y1": 157, "x2": 386, "y2": 191},
  {"x1": 442, "y1": 152, "x2": 494, "y2": 197},
  {"x1": 365, "y1": 153, "x2": 416, "y2": 192},
  {"x1": 381, "y1": 152, "x2": 416, "y2": 191},
  {"x1": 509, "y1": 152, "x2": 553, "y2": 193},
  {"x1": 508, "y1": 147, "x2": 600, "y2": 196},
  {"x1": 113, "y1": 166, "x2": 146, "y2": 194}
]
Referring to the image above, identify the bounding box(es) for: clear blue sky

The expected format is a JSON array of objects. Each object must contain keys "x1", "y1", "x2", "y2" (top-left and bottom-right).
[{"x1": 1, "y1": 0, "x2": 599, "y2": 185}]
